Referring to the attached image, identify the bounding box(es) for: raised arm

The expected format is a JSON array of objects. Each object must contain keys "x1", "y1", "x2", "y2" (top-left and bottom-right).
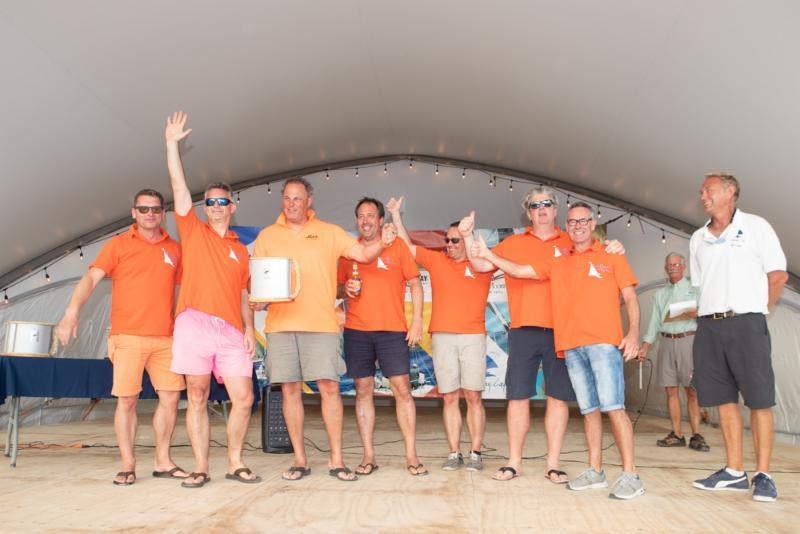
[
  {"x1": 386, "y1": 196, "x2": 416, "y2": 258},
  {"x1": 458, "y1": 211, "x2": 496, "y2": 273},
  {"x1": 619, "y1": 285, "x2": 640, "y2": 362},
  {"x1": 406, "y1": 277, "x2": 423, "y2": 346},
  {"x1": 471, "y1": 234, "x2": 540, "y2": 279},
  {"x1": 56, "y1": 267, "x2": 106, "y2": 345},
  {"x1": 347, "y1": 223, "x2": 397, "y2": 263},
  {"x1": 165, "y1": 111, "x2": 193, "y2": 216}
]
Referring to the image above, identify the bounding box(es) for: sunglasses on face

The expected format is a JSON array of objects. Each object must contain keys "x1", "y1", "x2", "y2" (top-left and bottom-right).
[
  {"x1": 205, "y1": 197, "x2": 232, "y2": 207},
  {"x1": 527, "y1": 199, "x2": 555, "y2": 210},
  {"x1": 134, "y1": 206, "x2": 164, "y2": 214},
  {"x1": 443, "y1": 237, "x2": 461, "y2": 244}
]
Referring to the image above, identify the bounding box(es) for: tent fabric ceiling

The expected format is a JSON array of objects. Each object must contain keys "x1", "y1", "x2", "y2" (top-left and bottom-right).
[{"x1": 1, "y1": 1, "x2": 798, "y2": 282}]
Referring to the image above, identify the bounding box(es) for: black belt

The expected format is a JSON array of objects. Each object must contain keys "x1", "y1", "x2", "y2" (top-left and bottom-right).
[
  {"x1": 661, "y1": 331, "x2": 695, "y2": 339},
  {"x1": 699, "y1": 311, "x2": 736, "y2": 320}
]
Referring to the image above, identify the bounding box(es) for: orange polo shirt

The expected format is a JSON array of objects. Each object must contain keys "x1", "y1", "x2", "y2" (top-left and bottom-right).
[
  {"x1": 338, "y1": 239, "x2": 420, "y2": 332},
  {"x1": 534, "y1": 240, "x2": 637, "y2": 353},
  {"x1": 174, "y1": 209, "x2": 250, "y2": 332},
  {"x1": 254, "y1": 210, "x2": 357, "y2": 333},
  {"x1": 493, "y1": 227, "x2": 573, "y2": 328},
  {"x1": 91, "y1": 225, "x2": 181, "y2": 336},
  {"x1": 415, "y1": 247, "x2": 493, "y2": 334}
]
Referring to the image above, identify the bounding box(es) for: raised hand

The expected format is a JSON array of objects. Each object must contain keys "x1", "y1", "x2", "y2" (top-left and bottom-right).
[
  {"x1": 165, "y1": 111, "x2": 192, "y2": 144},
  {"x1": 458, "y1": 211, "x2": 476, "y2": 237},
  {"x1": 386, "y1": 196, "x2": 404, "y2": 215},
  {"x1": 603, "y1": 239, "x2": 625, "y2": 255},
  {"x1": 471, "y1": 234, "x2": 490, "y2": 259}
]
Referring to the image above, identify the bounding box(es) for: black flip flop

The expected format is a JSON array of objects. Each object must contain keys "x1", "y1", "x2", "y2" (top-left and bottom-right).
[
  {"x1": 407, "y1": 464, "x2": 429, "y2": 476},
  {"x1": 152, "y1": 466, "x2": 189, "y2": 479},
  {"x1": 113, "y1": 471, "x2": 136, "y2": 485},
  {"x1": 281, "y1": 466, "x2": 311, "y2": 481},
  {"x1": 225, "y1": 467, "x2": 262, "y2": 484},
  {"x1": 355, "y1": 463, "x2": 379, "y2": 476},
  {"x1": 546, "y1": 469, "x2": 569, "y2": 484},
  {"x1": 181, "y1": 472, "x2": 211, "y2": 488},
  {"x1": 329, "y1": 467, "x2": 358, "y2": 482},
  {"x1": 492, "y1": 466, "x2": 518, "y2": 481}
]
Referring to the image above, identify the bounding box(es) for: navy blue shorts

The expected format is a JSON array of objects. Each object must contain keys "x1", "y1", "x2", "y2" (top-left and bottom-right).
[
  {"x1": 506, "y1": 327, "x2": 576, "y2": 402},
  {"x1": 343, "y1": 328, "x2": 410, "y2": 379}
]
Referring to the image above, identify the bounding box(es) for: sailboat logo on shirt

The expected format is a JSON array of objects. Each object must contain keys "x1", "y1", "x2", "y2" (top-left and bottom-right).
[
  {"x1": 161, "y1": 248, "x2": 175, "y2": 267},
  {"x1": 377, "y1": 257, "x2": 389, "y2": 270},
  {"x1": 553, "y1": 245, "x2": 562, "y2": 258},
  {"x1": 464, "y1": 265, "x2": 475, "y2": 279},
  {"x1": 229, "y1": 247, "x2": 239, "y2": 263},
  {"x1": 587, "y1": 261, "x2": 602, "y2": 279}
]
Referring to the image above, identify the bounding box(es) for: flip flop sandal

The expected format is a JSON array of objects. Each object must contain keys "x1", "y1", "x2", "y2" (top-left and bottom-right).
[
  {"x1": 225, "y1": 467, "x2": 262, "y2": 484},
  {"x1": 545, "y1": 469, "x2": 569, "y2": 484},
  {"x1": 407, "y1": 464, "x2": 430, "y2": 476},
  {"x1": 491, "y1": 466, "x2": 518, "y2": 481},
  {"x1": 152, "y1": 466, "x2": 189, "y2": 479},
  {"x1": 329, "y1": 467, "x2": 358, "y2": 482},
  {"x1": 181, "y1": 472, "x2": 211, "y2": 488},
  {"x1": 113, "y1": 471, "x2": 136, "y2": 485},
  {"x1": 355, "y1": 463, "x2": 379, "y2": 476},
  {"x1": 281, "y1": 466, "x2": 311, "y2": 481}
]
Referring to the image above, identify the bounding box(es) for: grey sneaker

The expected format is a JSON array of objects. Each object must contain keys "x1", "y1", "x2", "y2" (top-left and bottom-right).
[
  {"x1": 442, "y1": 452, "x2": 464, "y2": 471},
  {"x1": 567, "y1": 468, "x2": 608, "y2": 491},
  {"x1": 609, "y1": 472, "x2": 645, "y2": 500},
  {"x1": 465, "y1": 451, "x2": 483, "y2": 471}
]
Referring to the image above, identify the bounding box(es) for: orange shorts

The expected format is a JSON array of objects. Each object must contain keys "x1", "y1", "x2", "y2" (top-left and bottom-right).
[{"x1": 108, "y1": 334, "x2": 186, "y2": 397}]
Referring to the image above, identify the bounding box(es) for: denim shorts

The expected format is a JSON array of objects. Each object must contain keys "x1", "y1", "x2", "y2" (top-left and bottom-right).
[{"x1": 564, "y1": 343, "x2": 625, "y2": 414}]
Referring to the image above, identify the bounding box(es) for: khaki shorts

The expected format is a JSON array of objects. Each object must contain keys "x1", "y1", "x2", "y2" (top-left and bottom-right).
[
  {"x1": 655, "y1": 334, "x2": 695, "y2": 388},
  {"x1": 108, "y1": 334, "x2": 186, "y2": 397},
  {"x1": 266, "y1": 332, "x2": 345, "y2": 384},
  {"x1": 431, "y1": 333, "x2": 487, "y2": 394}
]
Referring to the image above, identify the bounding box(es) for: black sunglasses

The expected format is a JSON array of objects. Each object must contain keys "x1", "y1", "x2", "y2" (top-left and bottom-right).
[
  {"x1": 527, "y1": 199, "x2": 555, "y2": 210},
  {"x1": 443, "y1": 237, "x2": 461, "y2": 244},
  {"x1": 205, "y1": 197, "x2": 232, "y2": 207},
  {"x1": 134, "y1": 206, "x2": 164, "y2": 214}
]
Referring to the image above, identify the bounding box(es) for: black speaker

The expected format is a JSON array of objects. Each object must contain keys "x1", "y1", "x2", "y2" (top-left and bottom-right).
[{"x1": 261, "y1": 385, "x2": 293, "y2": 453}]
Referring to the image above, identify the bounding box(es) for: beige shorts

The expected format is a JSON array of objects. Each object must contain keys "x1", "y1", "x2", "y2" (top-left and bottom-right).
[
  {"x1": 266, "y1": 332, "x2": 345, "y2": 384},
  {"x1": 431, "y1": 333, "x2": 487, "y2": 394},
  {"x1": 655, "y1": 334, "x2": 695, "y2": 388}
]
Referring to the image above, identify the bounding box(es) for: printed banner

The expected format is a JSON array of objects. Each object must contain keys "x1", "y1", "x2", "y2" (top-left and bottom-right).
[{"x1": 235, "y1": 226, "x2": 544, "y2": 400}]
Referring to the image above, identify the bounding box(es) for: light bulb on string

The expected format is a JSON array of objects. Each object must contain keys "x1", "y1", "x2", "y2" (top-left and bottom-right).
[
  {"x1": 355, "y1": 168, "x2": 359, "y2": 177},
  {"x1": 79, "y1": 246, "x2": 84, "y2": 260},
  {"x1": 383, "y1": 163, "x2": 388, "y2": 174},
  {"x1": 566, "y1": 195, "x2": 571, "y2": 208},
  {"x1": 626, "y1": 214, "x2": 632, "y2": 228},
  {"x1": 435, "y1": 164, "x2": 439, "y2": 175},
  {"x1": 461, "y1": 168, "x2": 466, "y2": 179},
  {"x1": 267, "y1": 183, "x2": 272, "y2": 195},
  {"x1": 409, "y1": 159, "x2": 414, "y2": 169},
  {"x1": 236, "y1": 191, "x2": 241, "y2": 204},
  {"x1": 3, "y1": 290, "x2": 8, "y2": 305},
  {"x1": 326, "y1": 169, "x2": 330, "y2": 180},
  {"x1": 44, "y1": 268, "x2": 51, "y2": 283},
  {"x1": 661, "y1": 229, "x2": 667, "y2": 244},
  {"x1": 508, "y1": 181, "x2": 513, "y2": 192},
  {"x1": 597, "y1": 204, "x2": 602, "y2": 219}
]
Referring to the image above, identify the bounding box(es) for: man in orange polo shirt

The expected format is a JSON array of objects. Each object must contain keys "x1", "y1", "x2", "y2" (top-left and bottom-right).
[
  {"x1": 387, "y1": 196, "x2": 494, "y2": 472},
  {"x1": 56, "y1": 188, "x2": 185, "y2": 486},
  {"x1": 522, "y1": 201, "x2": 643, "y2": 500},
  {"x1": 336, "y1": 197, "x2": 426, "y2": 476},
  {"x1": 165, "y1": 111, "x2": 258, "y2": 488},
  {"x1": 252, "y1": 178, "x2": 395, "y2": 482}
]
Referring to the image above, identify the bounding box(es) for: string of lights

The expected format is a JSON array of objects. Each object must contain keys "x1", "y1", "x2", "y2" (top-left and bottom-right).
[{"x1": 1, "y1": 158, "x2": 690, "y2": 305}]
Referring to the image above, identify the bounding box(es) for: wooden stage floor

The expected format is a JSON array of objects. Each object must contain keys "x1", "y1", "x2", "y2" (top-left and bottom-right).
[{"x1": 1, "y1": 403, "x2": 797, "y2": 533}]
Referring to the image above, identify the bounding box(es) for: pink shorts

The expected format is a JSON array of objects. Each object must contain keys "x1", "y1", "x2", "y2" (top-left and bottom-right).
[{"x1": 171, "y1": 308, "x2": 253, "y2": 383}]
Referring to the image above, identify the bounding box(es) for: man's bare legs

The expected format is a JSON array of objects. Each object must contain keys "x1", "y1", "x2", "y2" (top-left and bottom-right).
[
  {"x1": 281, "y1": 381, "x2": 307, "y2": 479},
  {"x1": 388, "y1": 375, "x2": 425, "y2": 473},
  {"x1": 184, "y1": 374, "x2": 211, "y2": 485},
  {"x1": 463, "y1": 389, "x2": 485, "y2": 453},
  {"x1": 718, "y1": 402, "x2": 744, "y2": 471},
  {"x1": 751, "y1": 407, "x2": 774, "y2": 474},
  {"x1": 152, "y1": 390, "x2": 186, "y2": 475},
  {"x1": 545, "y1": 396, "x2": 570, "y2": 481},
  {"x1": 584, "y1": 410, "x2": 603, "y2": 471},
  {"x1": 113, "y1": 395, "x2": 138, "y2": 484},
  {"x1": 665, "y1": 386, "x2": 684, "y2": 437},
  {"x1": 353, "y1": 376, "x2": 377, "y2": 472},
  {"x1": 317, "y1": 378, "x2": 356, "y2": 480},
  {"x1": 607, "y1": 408, "x2": 636, "y2": 473},
  {"x1": 222, "y1": 376, "x2": 258, "y2": 480},
  {"x1": 442, "y1": 390, "x2": 462, "y2": 453},
  {"x1": 496, "y1": 399, "x2": 528, "y2": 479},
  {"x1": 685, "y1": 387, "x2": 701, "y2": 435}
]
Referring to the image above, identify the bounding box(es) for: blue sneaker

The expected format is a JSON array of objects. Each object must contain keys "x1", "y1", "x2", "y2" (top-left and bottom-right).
[
  {"x1": 693, "y1": 468, "x2": 749, "y2": 491},
  {"x1": 751, "y1": 473, "x2": 778, "y2": 502}
]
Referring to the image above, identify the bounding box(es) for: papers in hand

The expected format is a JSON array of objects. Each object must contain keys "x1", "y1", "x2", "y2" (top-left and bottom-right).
[{"x1": 668, "y1": 300, "x2": 697, "y2": 319}]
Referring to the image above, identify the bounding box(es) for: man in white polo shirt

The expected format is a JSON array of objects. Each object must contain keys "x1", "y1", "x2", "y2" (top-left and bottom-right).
[{"x1": 689, "y1": 172, "x2": 788, "y2": 502}]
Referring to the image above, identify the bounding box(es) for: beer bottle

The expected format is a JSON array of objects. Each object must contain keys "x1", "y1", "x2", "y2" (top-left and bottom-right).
[{"x1": 350, "y1": 263, "x2": 362, "y2": 297}]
